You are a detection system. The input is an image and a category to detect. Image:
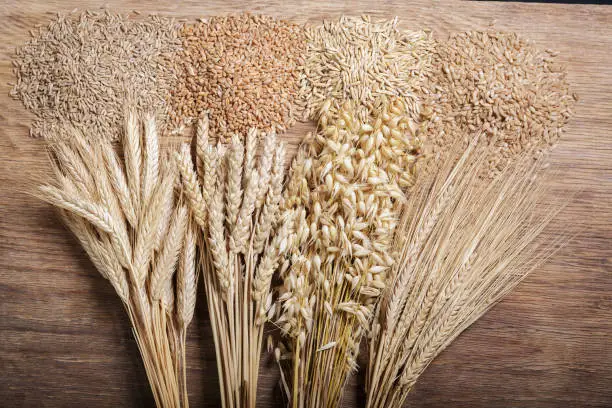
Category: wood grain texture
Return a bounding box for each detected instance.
[1,1,611,407]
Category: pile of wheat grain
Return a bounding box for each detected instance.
[421,31,577,177]
[299,15,434,122]
[10,10,180,141]
[169,14,306,138]
[37,112,197,408]
[275,98,421,407]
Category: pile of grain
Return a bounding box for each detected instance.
[422,31,577,176]
[169,14,306,138]
[10,10,180,141]
[299,15,434,122]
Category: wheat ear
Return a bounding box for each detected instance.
[255,131,276,209]
[253,143,285,254]
[226,135,244,230]
[195,115,209,183]
[175,145,207,230]
[209,177,230,292]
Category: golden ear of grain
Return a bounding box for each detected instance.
[243,128,258,183]
[175,145,207,230]
[38,112,194,408]
[62,211,130,304]
[177,223,198,329]
[101,142,137,226]
[230,170,259,255]
[195,115,210,183]
[255,131,277,209]
[49,139,96,197]
[253,143,286,254]
[380,143,478,332]
[85,140,133,269]
[201,145,217,208]
[150,204,188,302]
[153,159,178,253]
[252,212,292,310]
[142,113,159,205]
[208,179,230,293]
[123,109,142,212]
[38,185,114,234]
[225,135,244,231]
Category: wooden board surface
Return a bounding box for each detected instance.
[1,1,611,407]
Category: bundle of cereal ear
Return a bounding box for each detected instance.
[274,98,421,408]
[37,112,197,408]
[175,118,290,408]
[366,140,568,408]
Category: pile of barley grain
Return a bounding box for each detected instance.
[299,15,434,122]
[169,14,305,138]
[10,10,180,141]
[422,31,577,176]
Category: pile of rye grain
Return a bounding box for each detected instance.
[421,31,577,176]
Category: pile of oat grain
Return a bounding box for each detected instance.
[10,10,180,141]
[300,15,434,122]
[169,13,306,138]
[422,31,577,176]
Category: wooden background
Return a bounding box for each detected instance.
[1,1,611,407]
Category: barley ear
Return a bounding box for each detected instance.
[38,185,114,234]
[101,143,137,226]
[124,109,142,211]
[150,204,188,302]
[142,113,159,205]
[177,222,198,328]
